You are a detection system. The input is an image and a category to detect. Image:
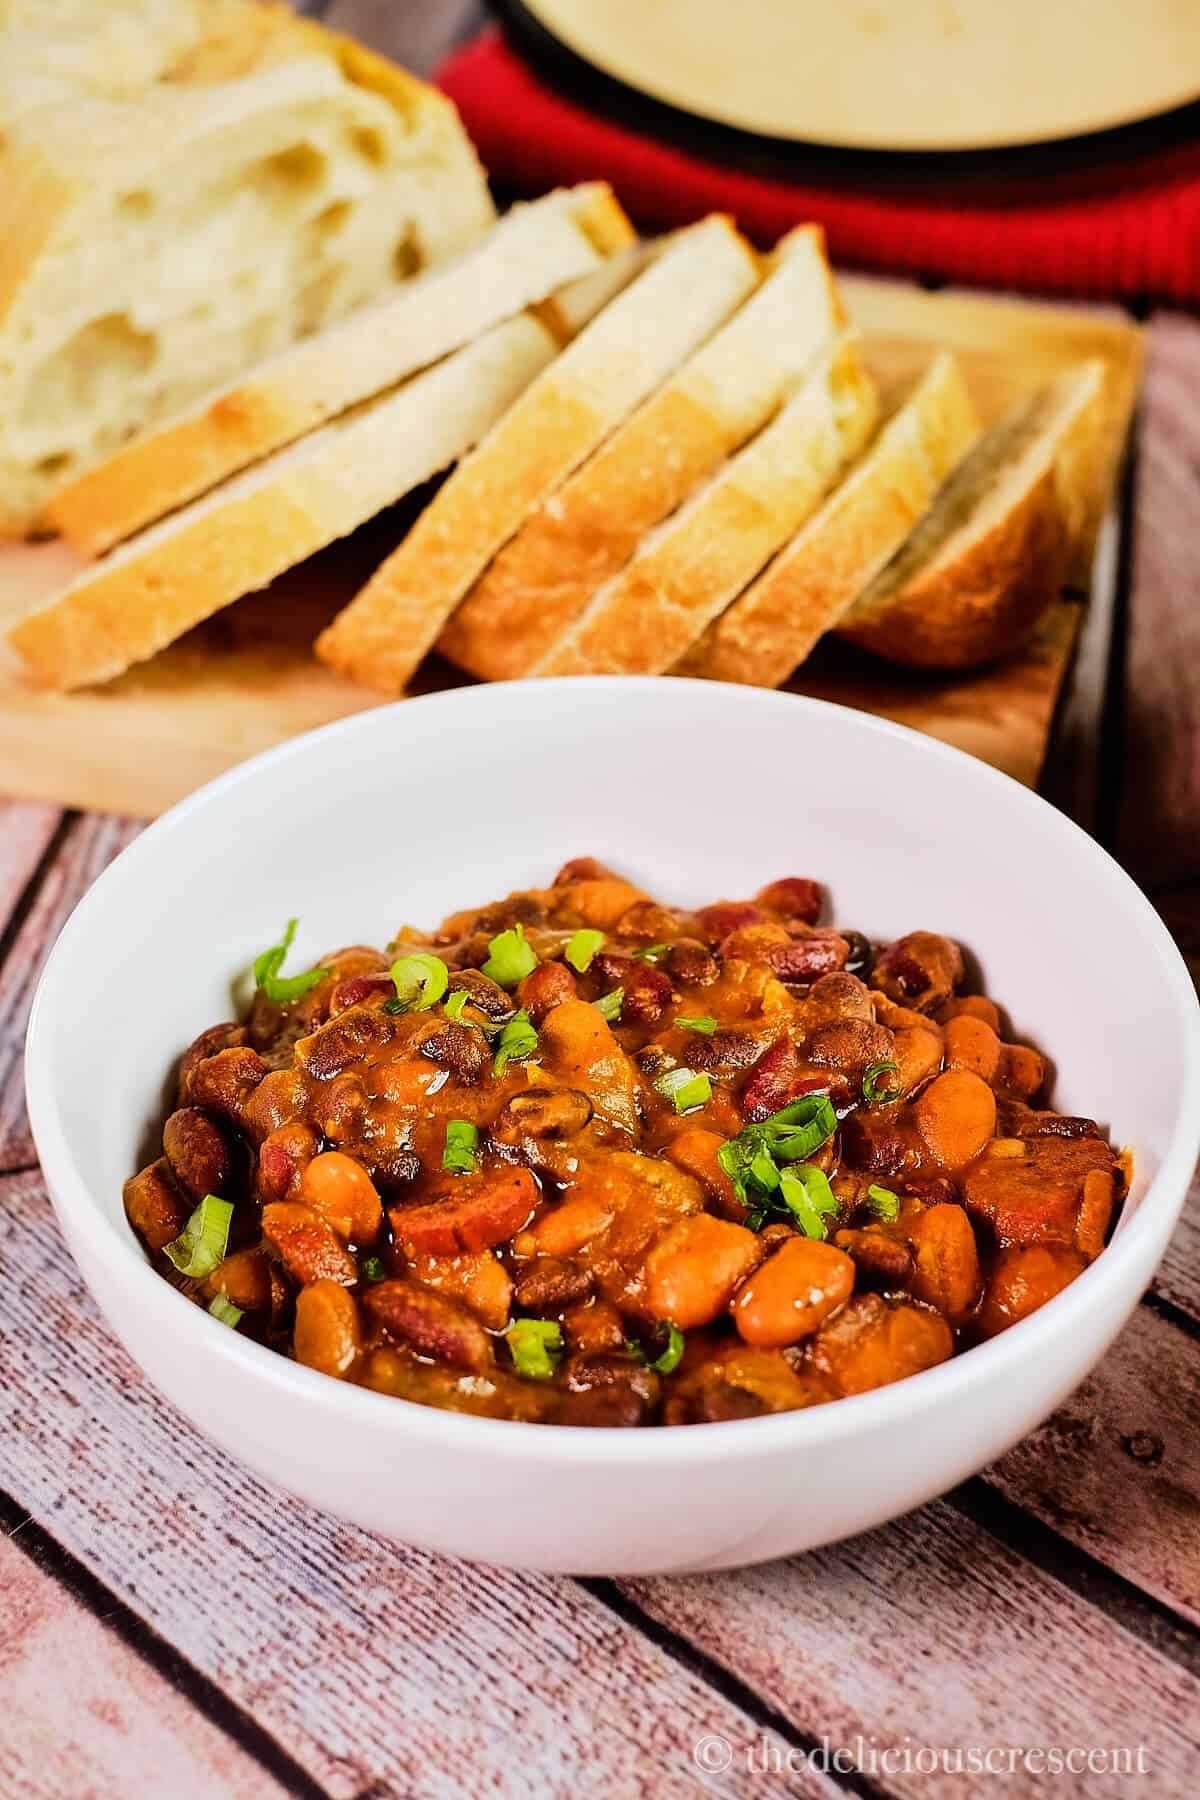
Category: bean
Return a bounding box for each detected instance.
[123,1158,188,1253]
[943,1015,1002,1084]
[300,1151,383,1246]
[642,1214,762,1329]
[294,1280,363,1377]
[732,1237,855,1347]
[907,1203,981,1325]
[261,1201,357,1287]
[363,1279,492,1371]
[912,1069,997,1169]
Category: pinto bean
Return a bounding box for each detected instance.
[943,1015,1002,1084]
[294,1279,363,1377]
[124,1158,189,1252]
[493,1087,593,1143]
[732,1238,855,1347]
[912,1069,997,1170]
[666,939,719,987]
[188,1046,269,1125]
[975,1245,1089,1338]
[872,932,964,1012]
[695,901,765,942]
[514,1257,595,1315]
[261,1202,358,1287]
[300,1151,382,1246]
[808,1293,953,1396]
[406,1250,513,1331]
[207,1247,272,1312]
[161,1107,231,1200]
[296,1007,395,1080]
[177,1023,247,1105]
[364,1279,492,1371]
[907,1204,981,1325]
[756,877,822,926]
[389,1166,539,1257]
[419,1022,487,1083]
[517,960,578,1024]
[255,1121,319,1204]
[642,1215,762,1329]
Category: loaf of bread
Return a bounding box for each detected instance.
[0,2,494,534]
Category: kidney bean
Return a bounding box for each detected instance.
[364,1280,492,1371]
[406,1250,513,1331]
[872,932,964,1012]
[328,974,394,1016]
[834,1227,914,1286]
[756,877,822,925]
[975,1245,1089,1338]
[808,1293,953,1397]
[665,939,719,986]
[732,1238,855,1347]
[389,1166,539,1257]
[943,1014,1002,1084]
[123,1158,189,1252]
[300,1151,383,1246]
[262,1201,358,1287]
[517,960,578,1024]
[294,1280,363,1377]
[913,1069,997,1170]
[695,901,764,942]
[296,1007,395,1080]
[515,1257,595,1315]
[907,1204,981,1325]
[419,1021,487,1083]
[642,1215,762,1329]
[188,1046,269,1126]
[161,1107,231,1200]
[207,1247,272,1312]
[177,1023,247,1105]
[255,1121,319,1204]
[763,931,850,983]
[493,1087,593,1143]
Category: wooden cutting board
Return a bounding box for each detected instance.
[0,276,1141,821]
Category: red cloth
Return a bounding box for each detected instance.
[439,27,1200,302]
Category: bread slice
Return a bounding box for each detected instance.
[0,9,494,534]
[47,185,634,558]
[315,216,762,695]
[836,360,1106,669]
[677,353,981,686]
[8,316,561,692]
[531,336,880,677]
[437,225,844,682]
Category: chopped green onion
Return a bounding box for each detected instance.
[676,1015,718,1034]
[654,1067,712,1114]
[632,942,670,962]
[565,928,605,973]
[507,1318,562,1380]
[207,1293,242,1329]
[481,924,538,988]
[253,918,323,1004]
[595,987,624,1022]
[866,1183,901,1222]
[862,1060,901,1104]
[389,952,449,1013]
[443,1118,480,1174]
[779,1165,839,1239]
[361,1255,386,1283]
[651,1322,685,1375]
[444,989,470,1022]
[494,1009,539,1076]
[164,1194,234,1279]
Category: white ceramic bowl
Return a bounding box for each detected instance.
[26,680,1200,1574]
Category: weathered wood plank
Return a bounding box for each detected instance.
[0,801,61,941]
[0,812,141,1168]
[1119,313,1200,887]
[0,1170,814,1800]
[0,1534,288,1800]
[984,1304,1200,1628]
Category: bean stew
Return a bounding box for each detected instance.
[124,860,1126,1426]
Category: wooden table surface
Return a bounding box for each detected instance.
[3,7,1200,1797]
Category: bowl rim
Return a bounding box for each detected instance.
[25,677,1200,1466]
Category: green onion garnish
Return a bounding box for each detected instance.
[443,1118,480,1174]
[862,1060,901,1104]
[866,1183,901,1222]
[494,1009,539,1076]
[164,1194,234,1279]
[361,1255,386,1283]
[481,924,539,988]
[654,1067,712,1114]
[632,942,670,962]
[676,1015,718,1035]
[778,1165,839,1239]
[565,928,605,973]
[389,952,449,1013]
[444,989,470,1022]
[253,919,323,1004]
[595,987,624,1022]
[507,1318,562,1380]
[208,1293,243,1329]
